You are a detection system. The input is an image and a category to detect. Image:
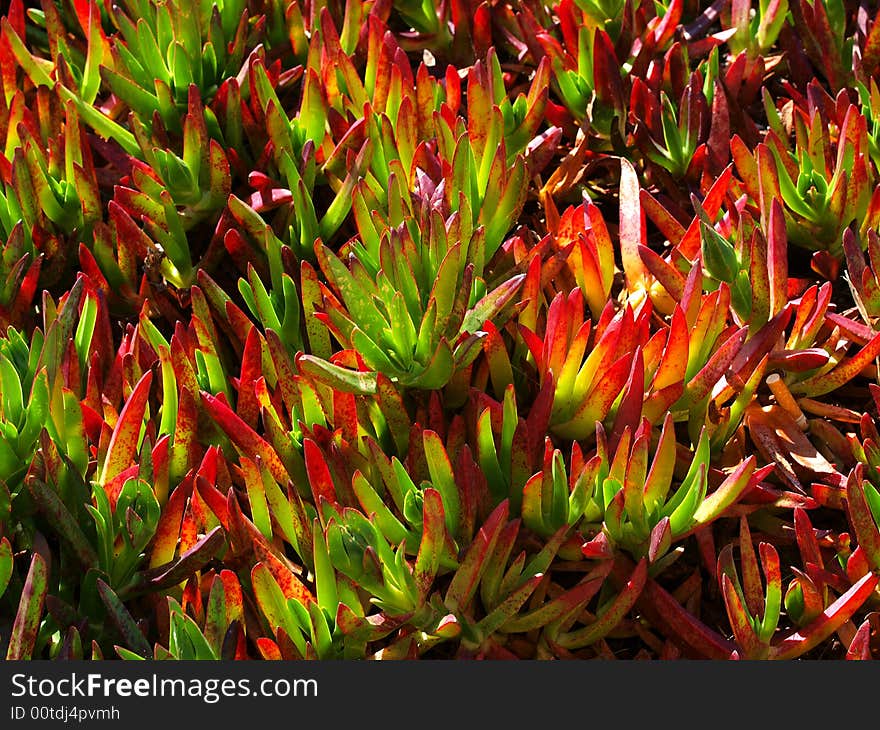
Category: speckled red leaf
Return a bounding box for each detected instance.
[734,516,764,619]
[414,488,446,600]
[685,327,746,405]
[28,478,99,570]
[236,328,263,429]
[331,387,358,445]
[375,373,410,456]
[593,29,624,114]
[731,134,759,200]
[793,330,880,398]
[811,482,846,510]
[97,579,151,659]
[679,259,704,328]
[265,329,298,421]
[638,245,686,302]
[652,306,688,392]
[256,637,282,660]
[193,473,229,530]
[770,571,878,659]
[557,558,647,649]
[610,348,645,449]
[201,391,288,484]
[526,376,555,462]
[793,507,823,573]
[648,517,672,564]
[707,82,730,170]
[767,199,788,317]
[845,546,871,583]
[756,144,782,232]
[253,540,314,606]
[787,282,831,349]
[767,348,830,372]
[8,249,41,324]
[100,370,152,485]
[482,320,513,397]
[218,569,244,628]
[0,1,26,98]
[304,438,337,506]
[6,552,48,660]
[503,565,610,634]
[544,289,580,375]
[845,619,873,660]
[826,312,878,346]
[721,572,764,658]
[146,526,225,590]
[725,307,792,385]
[445,500,509,612]
[640,190,686,246]
[581,530,614,560]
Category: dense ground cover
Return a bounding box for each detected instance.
[0,0,879,660]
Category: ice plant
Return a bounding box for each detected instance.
[537,4,627,144]
[298,239,525,392]
[630,73,711,182]
[732,97,879,256]
[719,517,878,659]
[725,0,789,58]
[1,0,880,662]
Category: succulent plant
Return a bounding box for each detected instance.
[1,0,880,664]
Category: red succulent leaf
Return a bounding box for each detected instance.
[770,572,878,660]
[148,474,194,569]
[100,370,152,486]
[6,552,49,660]
[557,558,648,649]
[721,572,765,659]
[626,557,736,659]
[146,527,226,590]
[845,619,874,660]
[201,391,289,484]
[619,158,649,295]
[414,488,447,601]
[445,500,509,613]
